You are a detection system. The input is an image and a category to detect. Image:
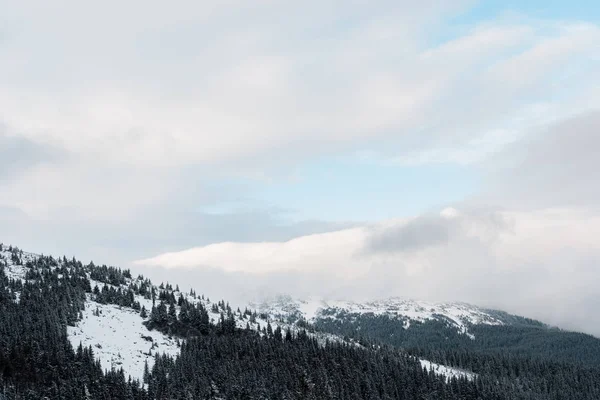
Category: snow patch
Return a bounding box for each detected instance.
[67,296,181,382]
[419,359,476,382]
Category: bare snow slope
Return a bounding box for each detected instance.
[67,296,181,382]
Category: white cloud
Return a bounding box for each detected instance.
[0,6,595,227]
[135,207,600,335]
[1,4,597,169]
[133,108,600,333]
[135,226,370,276]
[440,207,460,219]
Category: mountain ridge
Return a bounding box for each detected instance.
[249,294,549,339]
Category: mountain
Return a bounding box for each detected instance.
[250,296,511,338]
[253,295,600,366]
[2,243,600,399]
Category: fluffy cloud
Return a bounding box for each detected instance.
[135,207,600,335]
[1,3,597,168]
[134,110,600,335]
[1,2,596,224]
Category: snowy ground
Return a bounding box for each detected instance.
[67,295,181,382]
[419,359,477,382]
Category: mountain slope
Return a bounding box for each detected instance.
[251,296,511,338]
[1,244,490,399]
[3,243,600,400]
[252,294,600,368]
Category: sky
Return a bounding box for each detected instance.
[1,1,600,335]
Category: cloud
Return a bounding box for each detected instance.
[481,110,600,209]
[0,3,595,231]
[367,215,455,252]
[135,226,369,275]
[134,105,600,330]
[0,125,64,180]
[135,207,600,335]
[0,200,354,267]
[1,3,597,169]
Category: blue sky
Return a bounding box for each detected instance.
[465,0,600,22]
[210,160,479,222]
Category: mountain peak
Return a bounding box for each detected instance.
[250,295,510,339]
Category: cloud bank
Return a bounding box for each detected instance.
[136,112,600,336]
[135,206,600,335]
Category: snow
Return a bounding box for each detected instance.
[67,295,181,382]
[419,359,476,382]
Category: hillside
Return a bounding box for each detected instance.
[253,295,600,367]
[2,243,600,399]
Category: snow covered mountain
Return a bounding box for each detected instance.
[0,245,478,384]
[250,295,509,339]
